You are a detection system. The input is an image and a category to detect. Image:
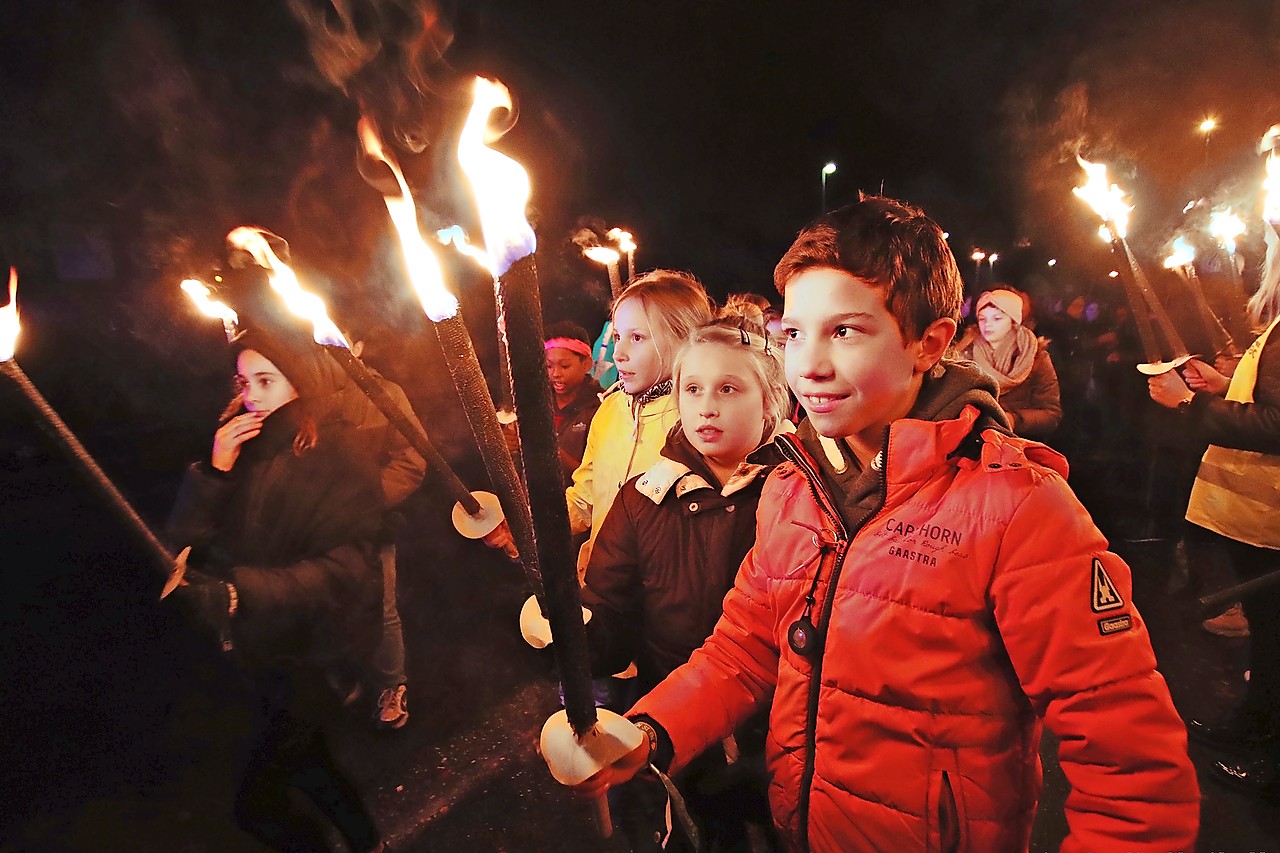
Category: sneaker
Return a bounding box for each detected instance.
[1202,603,1250,637]
[376,684,409,730]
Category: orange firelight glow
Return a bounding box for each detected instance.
[1261,125,1280,224]
[583,246,620,266]
[226,227,348,347]
[1073,156,1132,239]
[606,228,636,254]
[358,118,459,322]
[457,77,536,276]
[1208,211,1246,255]
[1163,237,1196,270]
[0,268,19,362]
[180,279,238,328]
[436,225,495,276]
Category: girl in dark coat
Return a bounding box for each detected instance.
[167,327,385,853]
[582,317,792,852]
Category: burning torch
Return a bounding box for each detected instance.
[457,75,641,836]
[0,268,177,587]
[607,228,636,284]
[1208,210,1247,296]
[1162,238,1237,357]
[1073,156,1193,375]
[1261,125,1280,240]
[223,227,502,542]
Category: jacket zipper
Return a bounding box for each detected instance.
[776,431,892,850]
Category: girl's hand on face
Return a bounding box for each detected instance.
[212,411,266,471]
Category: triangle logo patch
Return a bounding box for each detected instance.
[1091,557,1125,613]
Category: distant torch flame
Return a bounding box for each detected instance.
[457,77,536,276]
[1262,126,1280,224]
[226,227,348,347]
[436,225,495,275]
[1073,156,1132,239]
[1208,211,1246,255]
[607,228,636,253]
[0,268,18,362]
[583,246,620,265]
[1163,237,1196,269]
[180,279,239,328]
[358,118,459,322]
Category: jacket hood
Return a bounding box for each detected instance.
[230,327,351,424]
[790,359,1013,532]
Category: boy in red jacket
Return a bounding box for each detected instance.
[569,196,1199,852]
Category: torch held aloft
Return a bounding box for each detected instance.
[431,312,545,597]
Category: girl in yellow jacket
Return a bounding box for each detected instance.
[566,271,713,569]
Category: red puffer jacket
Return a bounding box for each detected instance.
[632,387,1198,851]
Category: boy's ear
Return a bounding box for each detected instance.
[913,317,957,373]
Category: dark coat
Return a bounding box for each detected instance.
[166,400,384,671]
[1187,329,1280,453]
[555,378,603,479]
[581,426,778,691]
[334,366,427,509]
[997,342,1063,439]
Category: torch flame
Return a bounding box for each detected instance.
[226,227,349,348]
[1208,211,1246,255]
[436,225,495,275]
[0,268,19,362]
[180,279,239,328]
[457,77,536,276]
[606,228,636,253]
[1163,237,1196,269]
[1262,126,1280,224]
[583,246,620,266]
[1072,156,1132,239]
[358,118,460,322]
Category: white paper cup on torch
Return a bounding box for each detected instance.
[540,708,645,837]
[519,594,591,649]
[450,490,505,539]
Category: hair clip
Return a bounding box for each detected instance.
[738,325,750,346]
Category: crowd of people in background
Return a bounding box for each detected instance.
[153,192,1280,852]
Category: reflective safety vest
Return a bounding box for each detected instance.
[1186,317,1280,549]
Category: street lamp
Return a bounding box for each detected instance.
[1200,117,1218,165]
[970,249,986,288]
[821,162,837,211]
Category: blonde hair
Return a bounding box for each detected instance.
[1250,227,1280,330]
[612,270,713,379]
[673,316,791,445]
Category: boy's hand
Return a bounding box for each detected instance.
[212,411,265,471]
[567,739,651,800]
[1182,358,1230,395]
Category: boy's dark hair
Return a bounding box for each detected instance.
[773,194,963,341]
[544,320,593,348]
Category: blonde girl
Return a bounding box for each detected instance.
[565,270,713,564]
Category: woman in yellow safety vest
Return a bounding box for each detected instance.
[1148,224,1280,801]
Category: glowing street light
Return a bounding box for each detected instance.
[1200,116,1218,165]
[970,249,986,287]
[821,162,837,211]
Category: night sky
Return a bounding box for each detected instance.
[1,0,1278,324]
